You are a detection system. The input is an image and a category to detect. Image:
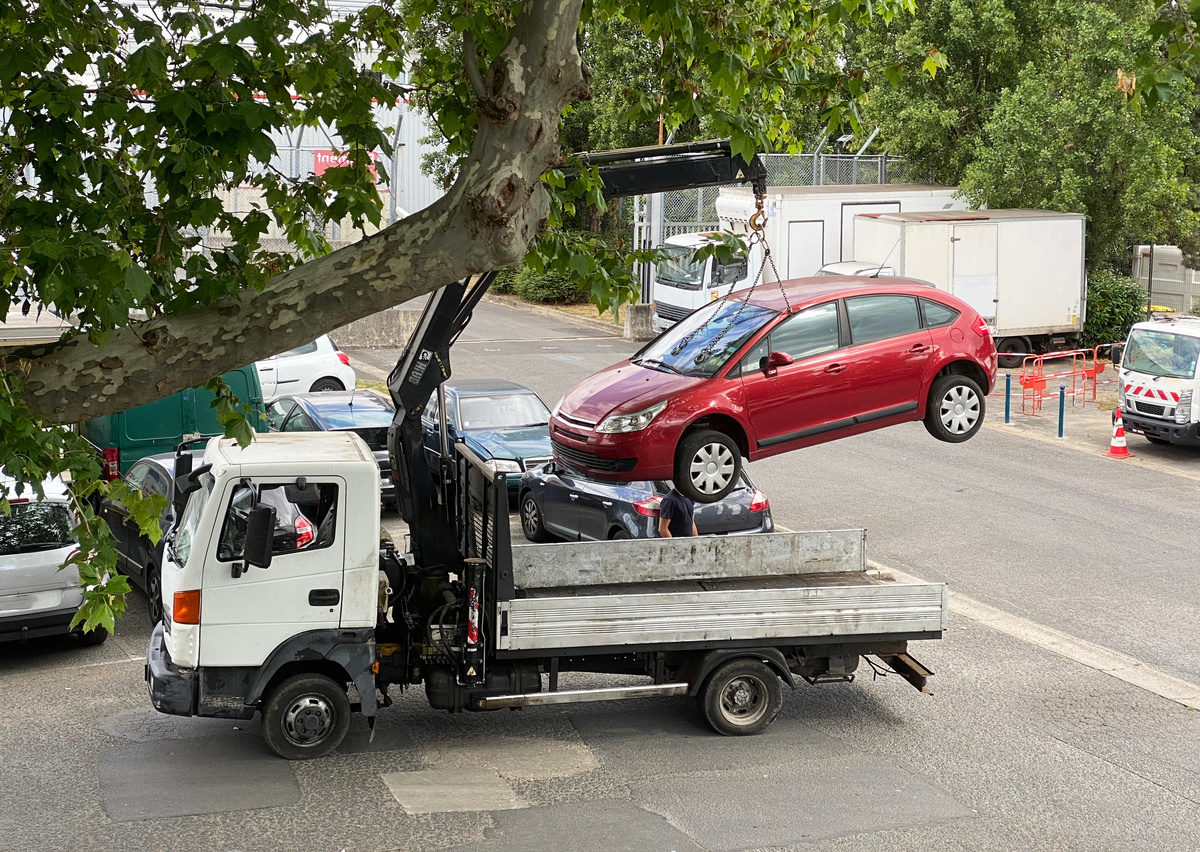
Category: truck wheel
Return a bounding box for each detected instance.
[675,429,741,504]
[262,674,351,760]
[75,626,109,647]
[699,658,782,736]
[519,491,553,542]
[997,338,1028,369]
[923,375,985,443]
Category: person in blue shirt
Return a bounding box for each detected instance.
[658,485,698,538]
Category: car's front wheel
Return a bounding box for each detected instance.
[519,491,553,542]
[146,563,163,625]
[924,374,985,443]
[675,429,741,503]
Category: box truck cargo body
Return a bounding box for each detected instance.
[651,185,968,332]
[850,209,1087,366]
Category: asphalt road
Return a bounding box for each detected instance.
[2,298,1198,852]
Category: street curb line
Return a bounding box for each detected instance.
[880,563,1200,710]
[482,294,625,337]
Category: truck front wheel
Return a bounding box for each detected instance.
[698,658,783,736]
[262,674,351,760]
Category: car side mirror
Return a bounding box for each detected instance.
[244,504,276,569]
[765,351,793,372]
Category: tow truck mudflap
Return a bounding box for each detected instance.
[145,622,197,716]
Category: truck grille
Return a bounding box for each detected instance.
[551,441,637,473]
[1135,400,1167,417]
[655,302,691,322]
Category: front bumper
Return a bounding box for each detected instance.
[1121,409,1200,445]
[0,605,79,644]
[145,622,197,717]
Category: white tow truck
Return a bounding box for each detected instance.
[144,142,948,758]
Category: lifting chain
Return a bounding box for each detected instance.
[670,194,793,364]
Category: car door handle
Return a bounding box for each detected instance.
[823,364,846,374]
[308,589,340,606]
[259,367,275,372]
[908,344,931,354]
[602,500,613,507]
[569,494,579,501]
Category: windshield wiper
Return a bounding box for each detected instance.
[639,358,683,374]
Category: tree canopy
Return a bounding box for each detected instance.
[1,0,924,629]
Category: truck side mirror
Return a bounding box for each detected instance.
[765,351,793,373]
[244,504,276,569]
[173,462,212,515]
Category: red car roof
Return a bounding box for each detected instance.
[738,276,945,313]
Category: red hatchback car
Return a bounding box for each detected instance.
[551,277,997,502]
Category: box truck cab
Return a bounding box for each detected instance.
[1118,316,1200,445]
[652,232,760,331]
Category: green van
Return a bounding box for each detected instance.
[82,366,267,479]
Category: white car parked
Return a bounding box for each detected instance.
[0,471,106,646]
[256,334,357,403]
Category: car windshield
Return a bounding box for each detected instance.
[1124,329,1200,380]
[656,246,706,286]
[0,502,74,556]
[458,394,550,430]
[173,472,213,567]
[634,300,778,378]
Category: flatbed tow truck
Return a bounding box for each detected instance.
[145,141,947,758]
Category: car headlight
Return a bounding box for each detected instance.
[1117,382,1126,409]
[596,400,669,434]
[1176,390,1192,424]
[487,459,523,474]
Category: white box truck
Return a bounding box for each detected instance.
[651,184,967,332]
[1117,315,1200,446]
[846,209,1087,367]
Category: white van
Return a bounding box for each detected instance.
[651,232,760,332]
[1118,316,1200,446]
[0,472,106,645]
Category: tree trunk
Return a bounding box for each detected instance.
[12,0,589,424]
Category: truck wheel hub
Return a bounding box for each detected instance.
[283,695,333,744]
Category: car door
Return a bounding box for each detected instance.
[539,467,581,539]
[101,461,150,570]
[198,478,345,668]
[273,341,321,396]
[574,478,625,541]
[256,358,279,402]
[842,294,934,422]
[740,301,856,449]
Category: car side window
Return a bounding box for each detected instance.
[921,298,960,328]
[124,462,150,491]
[217,482,339,561]
[769,302,841,360]
[846,295,921,345]
[738,336,771,374]
[423,397,438,424]
[282,409,316,432]
[140,466,169,498]
[266,400,293,431]
[280,341,319,357]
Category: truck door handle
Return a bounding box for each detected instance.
[908,344,930,354]
[308,589,340,606]
[824,364,846,374]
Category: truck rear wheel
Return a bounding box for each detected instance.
[699,658,782,736]
[262,674,351,760]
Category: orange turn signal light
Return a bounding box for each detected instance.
[173,590,201,625]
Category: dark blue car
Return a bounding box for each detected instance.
[518,462,773,542]
[421,380,553,499]
[266,391,397,508]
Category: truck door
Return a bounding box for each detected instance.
[786,221,824,278]
[198,477,346,668]
[951,224,998,324]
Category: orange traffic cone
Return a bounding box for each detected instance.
[1106,409,1134,459]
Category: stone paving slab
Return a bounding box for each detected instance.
[98,735,300,822]
[381,767,528,814]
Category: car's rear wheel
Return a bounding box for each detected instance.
[309,377,344,393]
[519,492,553,542]
[75,626,109,646]
[924,375,985,443]
[609,528,630,540]
[675,429,741,503]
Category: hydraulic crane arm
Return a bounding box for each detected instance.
[387,139,768,569]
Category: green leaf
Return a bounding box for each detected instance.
[124,264,154,301]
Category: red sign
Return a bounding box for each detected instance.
[313,149,379,184]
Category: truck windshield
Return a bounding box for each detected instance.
[656,246,706,287]
[173,472,213,567]
[1124,329,1200,380]
[634,300,778,378]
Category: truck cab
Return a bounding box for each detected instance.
[1118,316,1200,445]
[652,233,761,332]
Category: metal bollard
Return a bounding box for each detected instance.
[1005,373,1011,424]
[1058,385,1066,437]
